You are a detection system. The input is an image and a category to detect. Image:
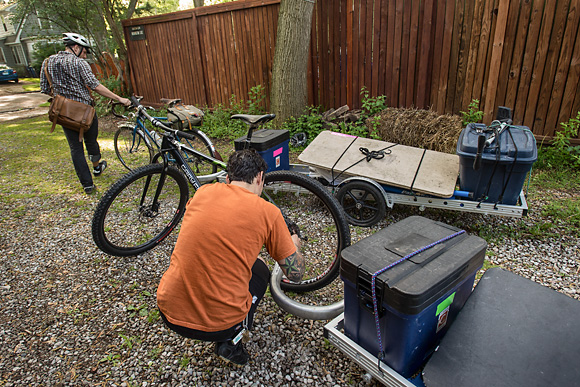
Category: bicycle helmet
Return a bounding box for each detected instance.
[63,33,91,48]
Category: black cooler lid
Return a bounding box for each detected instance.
[341,216,487,315]
[234,129,290,152]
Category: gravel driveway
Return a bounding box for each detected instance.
[0,116,578,386]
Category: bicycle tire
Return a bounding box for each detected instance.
[92,164,190,256]
[336,180,387,227]
[175,130,219,178]
[263,171,351,292]
[114,125,155,171]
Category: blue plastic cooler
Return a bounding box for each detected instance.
[340,216,487,378]
[456,123,537,204]
[234,129,289,173]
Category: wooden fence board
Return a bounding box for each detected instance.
[513,0,544,125]
[533,0,570,134]
[407,0,420,107]
[123,0,580,139]
[483,0,509,122]
[545,1,579,133]
[558,6,580,129]
[495,0,520,108]
[523,0,557,129]
[504,0,532,111]
[416,0,433,108]
[445,0,464,113]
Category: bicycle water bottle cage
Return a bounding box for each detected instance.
[231,114,276,129]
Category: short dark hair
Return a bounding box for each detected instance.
[226,149,268,184]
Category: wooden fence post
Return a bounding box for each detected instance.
[484,0,509,124]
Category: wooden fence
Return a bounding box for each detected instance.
[122,0,580,141]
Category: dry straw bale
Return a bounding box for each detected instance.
[370,107,463,154]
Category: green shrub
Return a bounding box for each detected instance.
[460,99,484,126]
[94,76,124,117]
[360,87,387,116]
[536,111,580,170]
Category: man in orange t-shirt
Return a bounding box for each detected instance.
[157,149,304,366]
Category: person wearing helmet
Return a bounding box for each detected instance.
[40,33,131,194]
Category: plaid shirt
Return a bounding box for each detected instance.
[40,51,100,106]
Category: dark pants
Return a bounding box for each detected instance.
[62,114,100,188]
[160,259,271,342]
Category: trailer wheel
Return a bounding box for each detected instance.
[336,180,387,227]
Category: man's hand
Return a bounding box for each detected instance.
[119,97,131,107]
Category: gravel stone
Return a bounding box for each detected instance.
[0,171,577,386]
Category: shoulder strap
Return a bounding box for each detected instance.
[43,57,55,97]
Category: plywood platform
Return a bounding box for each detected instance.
[298,131,459,198]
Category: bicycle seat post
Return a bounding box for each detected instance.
[243,123,260,150]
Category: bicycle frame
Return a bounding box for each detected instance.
[135,104,228,186]
[122,110,220,168]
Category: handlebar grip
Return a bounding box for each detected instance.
[473,134,486,171]
[130,95,140,108]
[176,130,196,141]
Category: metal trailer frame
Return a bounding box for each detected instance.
[309,167,529,219]
[324,313,418,387]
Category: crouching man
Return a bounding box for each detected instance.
[157,149,304,366]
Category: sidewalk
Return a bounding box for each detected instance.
[0,91,49,122]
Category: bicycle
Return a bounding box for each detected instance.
[110,98,219,177]
[92,97,351,292]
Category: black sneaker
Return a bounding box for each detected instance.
[93,160,107,176]
[84,185,96,194]
[214,340,249,366]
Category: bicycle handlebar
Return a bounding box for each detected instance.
[129,96,198,143]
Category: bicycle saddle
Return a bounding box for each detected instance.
[230,114,276,126]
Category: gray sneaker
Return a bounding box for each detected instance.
[84,185,96,194]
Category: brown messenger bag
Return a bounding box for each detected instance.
[44,64,95,142]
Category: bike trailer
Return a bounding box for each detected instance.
[167,103,204,130]
[340,216,486,377]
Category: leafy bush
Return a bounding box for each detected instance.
[536,111,580,169]
[31,41,64,74]
[460,99,484,126]
[360,87,387,116]
[94,76,124,117]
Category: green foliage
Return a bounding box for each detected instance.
[248,84,266,115]
[360,87,387,116]
[200,87,268,140]
[30,41,64,74]
[280,106,325,146]
[280,88,386,148]
[94,76,124,117]
[536,111,580,169]
[460,99,484,126]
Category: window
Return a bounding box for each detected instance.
[11,46,22,64]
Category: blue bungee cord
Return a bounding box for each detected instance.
[371,229,466,372]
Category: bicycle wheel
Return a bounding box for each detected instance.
[92,164,190,256]
[176,130,219,179]
[262,171,351,292]
[114,124,155,171]
[336,180,387,227]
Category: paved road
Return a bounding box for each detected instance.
[0,82,49,122]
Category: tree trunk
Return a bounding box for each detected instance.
[193,0,204,7]
[270,0,315,125]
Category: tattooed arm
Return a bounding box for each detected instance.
[278,234,305,282]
